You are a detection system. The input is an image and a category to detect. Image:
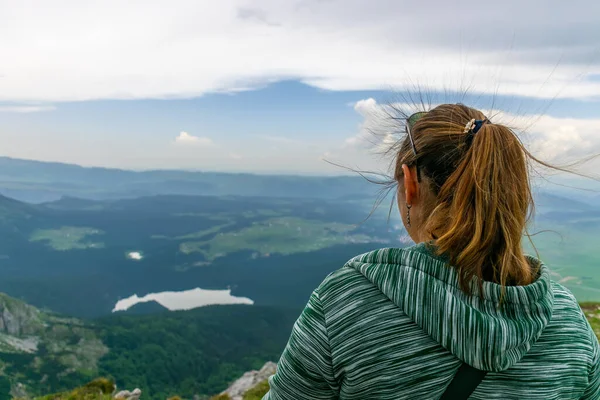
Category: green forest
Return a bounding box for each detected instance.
[96,305,297,399]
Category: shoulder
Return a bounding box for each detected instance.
[551,281,587,316]
[550,281,589,328]
[315,262,368,299]
[548,282,599,360]
[314,249,395,307]
[316,248,395,284]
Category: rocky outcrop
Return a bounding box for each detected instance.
[0,293,109,398]
[216,362,276,400]
[0,293,44,337]
[114,388,142,400]
[10,382,29,399]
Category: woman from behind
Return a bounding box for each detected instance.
[263,103,600,399]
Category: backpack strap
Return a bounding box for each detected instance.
[439,363,488,400]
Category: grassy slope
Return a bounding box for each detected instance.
[27,378,114,400]
[178,217,370,261]
[29,227,105,251]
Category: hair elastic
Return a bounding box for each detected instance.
[464,118,489,135]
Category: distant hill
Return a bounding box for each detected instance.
[0,195,36,219]
[534,191,597,212]
[0,156,377,203]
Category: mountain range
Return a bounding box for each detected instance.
[0,157,379,204]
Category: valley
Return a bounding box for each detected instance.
[0,191,396,318]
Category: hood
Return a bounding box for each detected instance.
[346,243,554,372]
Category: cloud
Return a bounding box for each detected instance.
[174,132,213,146]
[345,98,380,147]
[353,98,378,117]
[0,105,56,113]
[346,98,600,166]
[229,152,243,160]
[513,115,598,161]
[1,0,600,102]
[344,98,410,149]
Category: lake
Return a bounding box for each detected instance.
[113,288,254,312]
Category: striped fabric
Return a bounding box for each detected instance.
[263,243,600,399]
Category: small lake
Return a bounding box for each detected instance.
[113,288,254,312]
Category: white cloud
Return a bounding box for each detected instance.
[344,98,376,148]
[174,131,213,146]
[344,98,600,170]
[0,105,56,113]
[353,98,378,117]
[229,152,243,160]
[510,115,598,162]
[1,0,600,102]
[344,98,413,149]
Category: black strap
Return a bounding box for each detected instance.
[439,363,488,400]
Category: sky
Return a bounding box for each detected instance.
[1,0,600,176]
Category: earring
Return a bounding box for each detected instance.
[406,203,412,228]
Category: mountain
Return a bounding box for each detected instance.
[0,293,108,399]
[0,157,377,204]
[533,191,597,213]
[0,290,297,399]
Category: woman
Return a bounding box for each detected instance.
[263,103,600,399]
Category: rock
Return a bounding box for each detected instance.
[0,293,44,337]
[114,388,142,400]
[10,382,29,399]
[219,362,276,400]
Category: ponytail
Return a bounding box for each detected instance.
[396,104,536,292]
[429,122,535,290]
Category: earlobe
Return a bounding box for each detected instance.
[401,164,417,205]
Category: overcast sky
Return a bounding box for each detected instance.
[0,0,599,176]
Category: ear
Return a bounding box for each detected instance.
[401,164,419,205]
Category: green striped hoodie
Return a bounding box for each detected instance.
[263,243,600,399]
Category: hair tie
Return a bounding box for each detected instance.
[464,118,489,146]
[464,118,489,135]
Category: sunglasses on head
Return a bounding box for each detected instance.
[405,111,428,181]
[405,111,428,158]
